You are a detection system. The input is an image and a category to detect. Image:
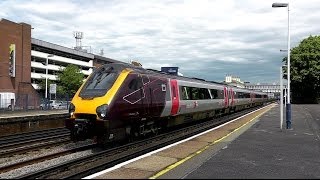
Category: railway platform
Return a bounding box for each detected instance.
[0,109,68,122]
[87,104,320,179]
[0,110,69,137]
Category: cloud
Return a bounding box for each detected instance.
[1,0,319,84]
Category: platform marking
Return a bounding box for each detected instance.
[149,103,275,179]
[83,103,275,179]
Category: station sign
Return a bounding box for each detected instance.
[50,84,57,94]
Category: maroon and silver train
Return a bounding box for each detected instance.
[66,63,269,144]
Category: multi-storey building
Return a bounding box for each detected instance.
[30,38,94,89]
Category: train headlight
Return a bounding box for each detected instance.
[96,104,108,119]
[69,103,75,116]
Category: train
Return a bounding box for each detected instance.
[65,63,270,145]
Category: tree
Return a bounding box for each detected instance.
[57,64,85,99]
[283,35,320,103]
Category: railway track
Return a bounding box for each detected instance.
[16,104,268,179]
[0,128,71,157]
[0,143,96,174]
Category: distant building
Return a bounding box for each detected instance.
[245,83,287,99]
[224,75,245,88]
[223,75,287,99]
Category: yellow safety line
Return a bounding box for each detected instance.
[149,104,275,179]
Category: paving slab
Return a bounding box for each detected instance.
[94,167,154,179]
[123,155,178,172]
[181,104,320,179]
[155,140,209,159]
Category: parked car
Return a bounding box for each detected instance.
[56,101,69,109]
[40,100,64,110]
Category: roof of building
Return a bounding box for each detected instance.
[32,38,126,64]
[32,38,94,59]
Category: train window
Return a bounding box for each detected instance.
[79,66,119,98]
[199,88,210,99]
[128,78,142,90]
[217,90,224,99]
[210,89,218,99]
[180,86,190,100]
[186,87,192,99]
[83,67,117,90]
[191,87,199,100]
[244,93,251,98]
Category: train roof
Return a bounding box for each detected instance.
[102,63,267,95]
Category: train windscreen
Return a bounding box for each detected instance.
[79,66,119,98]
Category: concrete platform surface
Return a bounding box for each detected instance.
[86,104,276,179]
[177,104,320,179]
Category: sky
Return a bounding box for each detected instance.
[1,0,320,84]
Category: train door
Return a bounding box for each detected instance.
[224,87,229,108]
[229,88,234,107]
[170,79,180,115]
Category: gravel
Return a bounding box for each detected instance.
[0,140,94,179]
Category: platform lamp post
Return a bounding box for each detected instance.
[272,2,291,129]
[45,54,54,110]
